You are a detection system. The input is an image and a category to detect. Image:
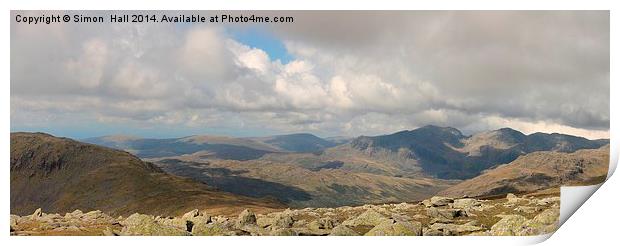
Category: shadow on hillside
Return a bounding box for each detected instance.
[155,159,312,203]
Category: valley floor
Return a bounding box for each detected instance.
[10,188,560,236]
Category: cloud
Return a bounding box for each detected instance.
[10,11,609,139]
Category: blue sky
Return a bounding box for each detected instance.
[228,27,293,64]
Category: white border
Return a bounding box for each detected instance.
[2,1,617,246]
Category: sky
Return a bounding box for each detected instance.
[10,11,610,139]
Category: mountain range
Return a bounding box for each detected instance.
[11,125,609,216]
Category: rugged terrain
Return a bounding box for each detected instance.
[153,157,455,208]
[77,126,611,209]
[10,132,283,217]
[440,145,610,197]
[10,189,560,236]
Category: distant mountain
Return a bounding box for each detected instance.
[439,145,610,197]
[84,133,339,159]
[10,132,283,217]
[83,135,278,160]
[325,136,354,145]
[347,125,608,179]
[249,133,338,153]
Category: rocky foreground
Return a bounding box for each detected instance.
[10,190,560,236]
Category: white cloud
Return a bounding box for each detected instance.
[10,11,609,139]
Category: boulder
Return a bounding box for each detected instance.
[236,209,257,227]
[430,196,454,207]
[329,225,360,236]
[342,209,392,227]
[271,228,298,236]
[10,215,19,228]
[364,220,422,236]
[192,221,236,236]
[489,215,528,236]
[308,217,336,231]
[273,214,294,229]
[519,207,559,235]
[452,198,481,209]
[31,208,43,219]
[427,207,467,220]
[429,223,485,235]
[120,213,189,236]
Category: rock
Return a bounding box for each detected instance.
[427,207,467,220]
[421,199,432,207]
[364,220,422,236]
[120,213,189,236]
[430,196,454,207]
[394,202,415,210]
[411,214,428,220]
[271,228,298,236]
[452,198,481,209]
[329,224,359,236]
[31,208,43,219]
[192,221,236,236]
[10,215,19,228]
[273,214,294,229]
[423,228,444,236]
[489,215,528,236]
[537,197,561,206]
[429,223,485,235]
[519,207,559,235]
[464,220,482,227]
[308,217,336,231]
[82,210,114,224]
[236,209,257,227]
[65,210,84,218]
[342,209,392,227]
[514,206,539,214]
[429,217,453,224]
[102,227,118,236]
[182,209,200,219]
[256,215,274,228]
[506,193,529,205]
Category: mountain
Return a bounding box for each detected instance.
[10,132,283,217]
[249,133,338,152]
[83,133,338,159]
[83,135,278,160]
[439,145,610,197]
[347,125,608,179]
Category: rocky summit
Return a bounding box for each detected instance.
[10,189,560,236]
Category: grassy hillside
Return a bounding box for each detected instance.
[10,132,283,217]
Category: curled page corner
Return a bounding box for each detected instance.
[559,184,603,226]
[556,140,617,232]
